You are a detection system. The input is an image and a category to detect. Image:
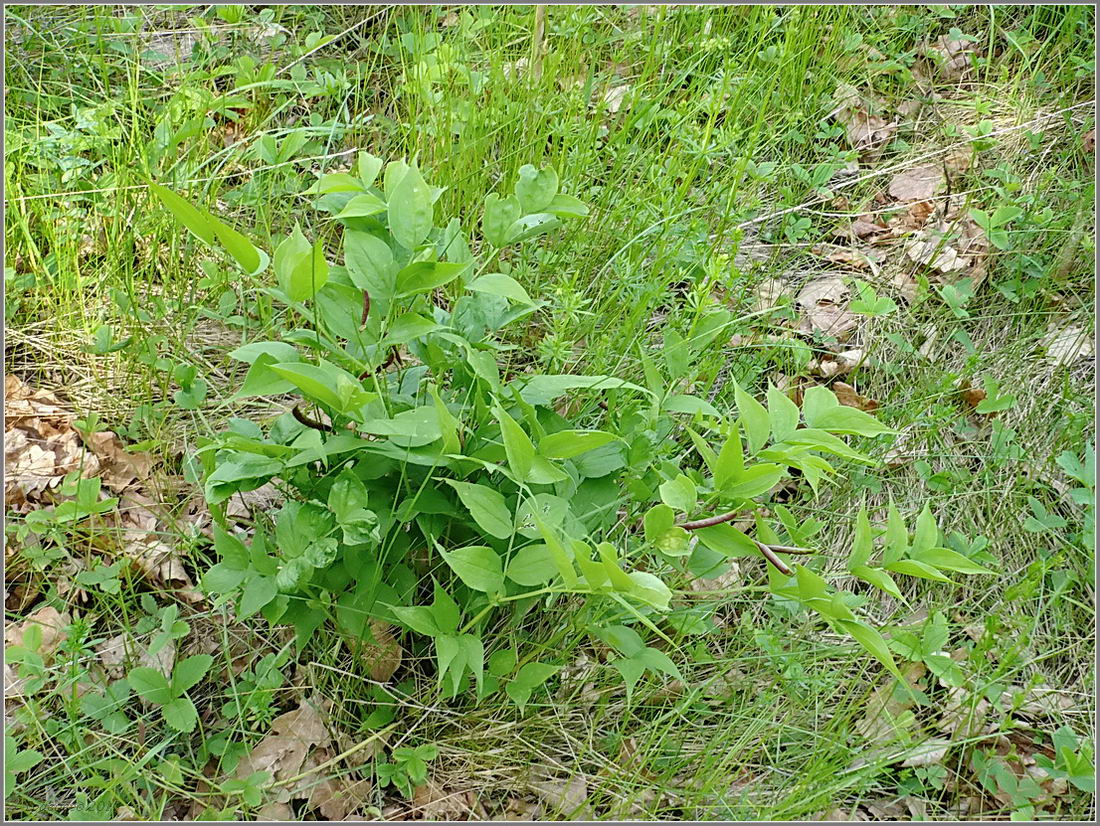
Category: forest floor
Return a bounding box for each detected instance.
[4,5,1096,821]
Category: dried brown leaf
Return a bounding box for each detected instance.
[916,36,977,82]
[233,698,332,798]
[5,605,70,658]
[96,632,176,681]
[82,431,155,492]
[360,621,403,682]
[529,774,590,819]
[831,84,897,156]
[855,662,925,744]
[412,779,473,821]
[888,164,944,202]
[832,382,879,412]
[851,215,889,240]
[795,276,857,340]
[1040,323,1094,368]
[900,738,952,768]
[602,84,630,114]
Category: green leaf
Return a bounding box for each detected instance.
[344,230,397,309]
[239,574,278,618]
[733,382,771,453]
[387,163,434,250]
[505,661,559,710]
[489,648,518,677]
[811,405,894,436]
[612,655,646,702]
[150,182,215,245]
[516,374,651,406]
[483,193,522,247]
[722,463,784,500]
[695,523,757,557]
[275,225,329,301]
[357,152,384,187]
[458,634,484,693]
[766,385,801,442]
[654,526,691,557]
[431,582,461,635]
[714,423,745,491]
[4,735,43,794]
[307,172,364,194]
[837,619,902,679]
[883,500,909,564]
[850,564,904,600]
[801,384,841,429]
[389,605,440,637]
[335,192,388,219]
[127,667,173,705]
[211,218,263,275]
[505,543,559,586]
[234,352,297,399]
[626,571,672,610]
[643,504,675,543]
[440,545,504,593]
[848,507,874,569]
[911,504,939,554]
[545,192,589,218]
[268,360,370,415]
[686,427,720,475]
[514,164,559,213]
[638,646,683,680]
[662,394,721,418]
[912,547,995,575]
[658,474,696,513]
[494,405,536,483]
[171,654,213,695]
[444,480,514,540]
[383,312,438,348]
[885,559,953,583]
[539,429,618,459]
[467,273,533,304]
[162,696,199,732]
[395,260,467,298]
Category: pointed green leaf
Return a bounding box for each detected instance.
[733,382,771,453]
[440,545,504,593]
[444,480,513,540]
[388,163,434,250]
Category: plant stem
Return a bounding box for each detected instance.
[677,510,743,530]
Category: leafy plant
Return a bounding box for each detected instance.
[376,744,439,798]
[4,734,43,799]
[155,155,992,708]
[128,654,213,733]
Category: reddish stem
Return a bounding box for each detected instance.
[677,510,742,531]
[753,540,793,576]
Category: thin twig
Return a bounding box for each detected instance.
[292,403,334,433]
[753,540,792,576]
[677,510,743,531]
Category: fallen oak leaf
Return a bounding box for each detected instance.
[888,164,945,202]
[4,605,70,659]
[796,276,858,340]
[832,381,879,412]
[81,431,155,493]
[1040,322,1093,368]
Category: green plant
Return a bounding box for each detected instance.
[151,155,999,707]
[376,743,439,798]
[128,654,213,733]
[1034,725,1095,793]
[4,734,43,799]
